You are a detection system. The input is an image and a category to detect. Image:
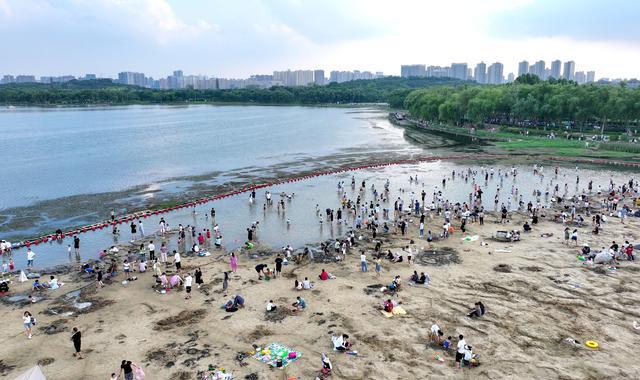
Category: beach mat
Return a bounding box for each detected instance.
[252,343,302,368]
[380,306,407,318]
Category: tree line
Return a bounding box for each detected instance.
[404,75,640,131]
[0,77,464,106]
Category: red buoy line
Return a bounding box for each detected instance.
[6,154,639,250]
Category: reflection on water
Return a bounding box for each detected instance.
[3,160,635,270]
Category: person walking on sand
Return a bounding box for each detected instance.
[119,360,138,380]
[375,258,382,277]
[71,327,83,359]
[195,268,204,289]
[571,229,578,245]
[184,273,193,300]
[148,241,155,262]
[173,250,181,271]
[455,334,467,370]
[360,251,368,272]
[275,254,283,278]
[222,271,229,296]
[229,252,238,273]
[23,311,33,339]
[159,242,168,266]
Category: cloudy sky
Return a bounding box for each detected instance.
[1,0,638,79]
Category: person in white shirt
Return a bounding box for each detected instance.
[26,248,36,268]
[360,252,367,272]
[184,273,193,299]
[430,323,442,343]
[302,277,313,289]
[148,241,155,261]
[266,300,277,312]
[174,250,182,270]
[456,335,467,369]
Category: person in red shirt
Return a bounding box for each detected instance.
[383,299,394,313]
[319,269,329,281]
[625,241,634,261]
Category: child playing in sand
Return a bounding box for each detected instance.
[292,296,306,311]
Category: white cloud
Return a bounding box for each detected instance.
[0,0,11,17]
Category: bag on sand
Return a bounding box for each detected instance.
[134,366,145,380]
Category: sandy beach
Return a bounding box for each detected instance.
[2,182,639,380]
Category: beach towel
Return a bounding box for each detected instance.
[380,306,407,318]
[252,343,302,368]
[461,235,479,242]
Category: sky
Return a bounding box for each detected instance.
[0,0,639,79]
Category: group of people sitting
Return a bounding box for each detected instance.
[409,271,430,286]
[429,324,480,368]
[32,276,64,291]
[294,277,314,290]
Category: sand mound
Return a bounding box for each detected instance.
[415,247,461,266]
[154,309,207,331]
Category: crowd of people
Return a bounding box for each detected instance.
[5,163,640,378]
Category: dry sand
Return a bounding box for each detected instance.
[1,205,640,380]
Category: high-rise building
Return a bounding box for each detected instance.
[550,60,562,79]
[2,75,15,84]
[16,75,37,83]
[273,70,314,86]
[486,62,504,84]
[173,70,183,78]
[530,60,546,79]
[313,70,325,85]
[574,71,586,84]
[507,73,515,83]
[562,61,575,80]
[426,66,450,78]
[586,71,596,83]
[474,62,487,84]
[118,72,146,86]
[517,60,529,77]
[83,74,97,80]
[400,64,426,78]
[450,63,468,80]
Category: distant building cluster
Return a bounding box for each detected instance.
[401,60,597,85]
[0,69,384,89]
[1,74,97,84]
[517,59,594,84]
[115,69,385,89]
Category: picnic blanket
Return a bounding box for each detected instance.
[252,343,302,368]
[380,306,407,318]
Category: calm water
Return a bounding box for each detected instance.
[0,105,418,208]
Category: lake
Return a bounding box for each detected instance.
[0,105,429,240]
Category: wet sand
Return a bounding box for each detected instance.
[2,194,639,379]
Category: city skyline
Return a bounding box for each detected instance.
[0,0,639,79]
[0,57,608,89]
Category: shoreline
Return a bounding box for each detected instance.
[5,154,640,250]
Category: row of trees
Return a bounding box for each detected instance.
[404,76,640,131]
[0,77,463,106]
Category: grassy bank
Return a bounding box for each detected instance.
[391,115,640,161]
